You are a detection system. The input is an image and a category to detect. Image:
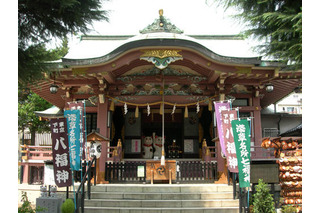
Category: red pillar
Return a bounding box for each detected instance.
[96,100,109,183]
[252,97,262,146]
[22,164,29,184]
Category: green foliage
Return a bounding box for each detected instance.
[61,199,75,213]
[281,205,297,213]
[252,179,276,213]
[215,0,302,70]
[18,86,52,137]
[18,191,46,213]
[18,0,109,85]
[18,38,69,85]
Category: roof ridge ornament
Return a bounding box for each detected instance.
[140,9,184,34]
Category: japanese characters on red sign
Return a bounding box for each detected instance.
[50,118,72,187]
[221,110,238,173]
[214,101,231,156]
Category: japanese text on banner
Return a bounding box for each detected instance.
[221,110,238,173]
[64,110,81,171]
[231,119,251,188]
[68,101,86,160]
[50,118,72,187]
[214,101,231,156]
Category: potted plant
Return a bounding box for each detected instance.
[252,179,276,213]
[61,199,75,213]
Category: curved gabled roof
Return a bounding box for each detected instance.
[62,13,266,67]
[31,12,301,110]
[63,32,263,67]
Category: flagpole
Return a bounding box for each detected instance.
[161,72,165,166]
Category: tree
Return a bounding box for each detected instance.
[18,38,69,84]
[214,0,302,70]
[252,179,276,213]
[18,87,52,144]
[18,0,109,85]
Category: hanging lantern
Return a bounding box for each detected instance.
[110,100,115,111]
[184,106,188,118]
[135,106,139,118]
[49,84,59,94]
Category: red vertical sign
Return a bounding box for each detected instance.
[50,118,72,187]
[214,101,231,156]
[221,110,239,173]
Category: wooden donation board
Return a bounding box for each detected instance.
[146,160,176,182]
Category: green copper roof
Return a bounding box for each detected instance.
[140,9,183,34]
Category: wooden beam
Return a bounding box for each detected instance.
[62,79,99,86]
[208,71,220,84]
[101,72,116,84]
[224,78,261,86]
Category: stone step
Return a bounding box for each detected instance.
[80,184,239,213]
[90,184,234,193]
[90,192,234,200]
[83,207,239,213]
[84,199,239,208]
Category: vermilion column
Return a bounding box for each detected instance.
[96,100,109,183]
[252,97,262,146]
[22,164,29,183]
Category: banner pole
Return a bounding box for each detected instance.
[72,170,77,208]
[247,187,250,211]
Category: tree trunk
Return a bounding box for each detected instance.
[31,130,36,145]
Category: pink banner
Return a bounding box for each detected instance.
[221,110,238,173]
[214,101,231,156]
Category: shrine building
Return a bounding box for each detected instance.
[29,10,302,184]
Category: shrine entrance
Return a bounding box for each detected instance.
[142,109,183,158]
[123,107,203,160]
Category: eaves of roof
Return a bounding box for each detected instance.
[62,35,264,67]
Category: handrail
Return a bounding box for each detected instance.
[20,145,52,161]
[75,156,96,213]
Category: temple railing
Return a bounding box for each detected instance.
[75,156,97,213]
[20,144,121,162]
[202,144,276,161]
[105,160,218,183]
[20,145,52,161]
[105,161,146,183]
[176,161,218,183]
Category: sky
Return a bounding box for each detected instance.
[77,0,244,36]
[65,0,247,53]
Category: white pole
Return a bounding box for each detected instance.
[161,73,165,166]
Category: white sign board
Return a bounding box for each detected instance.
[137,166,145,177]
[44,164,55,185]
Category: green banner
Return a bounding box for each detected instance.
[231,119,251,188]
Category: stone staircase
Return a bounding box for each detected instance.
[83,184,239,213]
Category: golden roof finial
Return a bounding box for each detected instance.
[159,9,163,17]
